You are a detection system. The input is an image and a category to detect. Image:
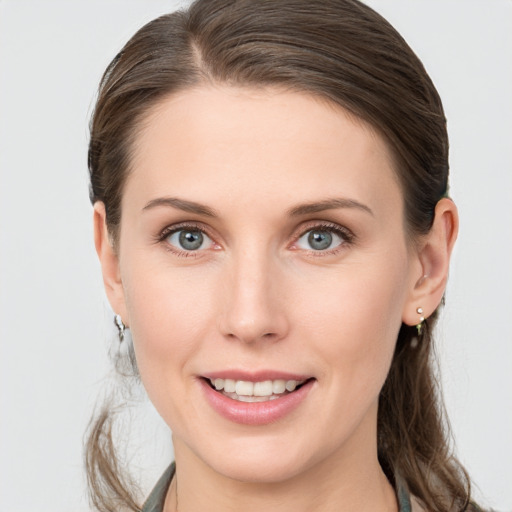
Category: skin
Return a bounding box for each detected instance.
[94,86,458,512]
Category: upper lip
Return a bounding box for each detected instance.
[201,370,313,382]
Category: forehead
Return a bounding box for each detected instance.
[127,86,402,216]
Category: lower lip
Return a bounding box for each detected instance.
[200,378,315,425]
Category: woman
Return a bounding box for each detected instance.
[85,1,480,511]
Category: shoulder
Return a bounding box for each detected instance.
[410,497,492,512]
[410,495,426,512]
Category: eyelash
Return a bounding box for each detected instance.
[293,221,355,256]
[156,222,216,258]
[156,221,355,258]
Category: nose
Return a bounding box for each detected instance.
[217,247,289,345]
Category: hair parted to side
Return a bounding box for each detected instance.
[86,1,475,511]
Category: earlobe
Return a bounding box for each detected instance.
[402,198,459,326]
[93,202,129,324]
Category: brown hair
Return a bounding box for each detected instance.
[86,1,475,511]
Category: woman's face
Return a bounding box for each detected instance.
[109,87,424,482]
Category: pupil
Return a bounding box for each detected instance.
[308,231,332,250]
[179,230,203,250]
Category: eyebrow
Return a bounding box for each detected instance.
[287,198,374,217]
[142,197,218,217]
[142,196,373,218]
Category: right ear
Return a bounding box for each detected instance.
[93,202,128,325]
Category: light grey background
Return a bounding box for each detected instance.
[0,1,510,511]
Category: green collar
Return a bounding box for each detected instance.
[141,463,176,512]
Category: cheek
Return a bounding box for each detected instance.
[294,253,409,383]
[121,261,216,387]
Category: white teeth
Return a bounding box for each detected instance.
[223,392,283,402]
[272,379,286,394]
[285,380,297,392]
[236,394,279,403]
[209,377,306,398]
[235,380,254,396]
[224,379,236,393]
[253,380,273,396]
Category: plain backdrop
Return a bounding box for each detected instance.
[0,1,511,511]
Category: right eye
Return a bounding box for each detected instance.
[165,228,214,252]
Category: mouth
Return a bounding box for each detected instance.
[203,377,313,403]
[200,373,316,425]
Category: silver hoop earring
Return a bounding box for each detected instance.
[114,314,126,342]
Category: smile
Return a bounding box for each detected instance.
[201,374,315,425]
[208,378,306,402]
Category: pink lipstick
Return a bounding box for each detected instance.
[199,372,315,425]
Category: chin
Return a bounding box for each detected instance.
[213,456,309,484]
[193,434,320,484]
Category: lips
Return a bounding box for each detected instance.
[200,372,315,425]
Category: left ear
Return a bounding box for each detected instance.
[402,198,459,326]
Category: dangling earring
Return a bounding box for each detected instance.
[114,314,126,342]
[410,307,425,348]
[416,307,425,336]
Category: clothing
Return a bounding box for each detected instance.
[141,462,422,512]
[142,463,176,512]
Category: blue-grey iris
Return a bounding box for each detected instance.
[179,230,203,250]
[308,231,332,250]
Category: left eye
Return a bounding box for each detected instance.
[166,229,213,251]
[295,228,345,251]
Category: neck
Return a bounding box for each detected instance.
[164,432,398,512]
